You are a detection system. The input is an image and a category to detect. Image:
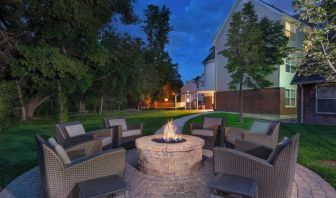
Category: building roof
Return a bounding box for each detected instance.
[202,47,215,64]
[291,73,334,85]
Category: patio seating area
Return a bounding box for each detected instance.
[1,114,335,198]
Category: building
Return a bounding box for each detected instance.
[179,74,215,110]
[292,74,336,125]
[207,0,304,115]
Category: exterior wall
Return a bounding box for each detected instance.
[204,60,216,90]
[215,87,295,115]
[214,0,283,92]
[297,84,336,125]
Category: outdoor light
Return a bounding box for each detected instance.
[186,98,190,102]
[164,98,169,102]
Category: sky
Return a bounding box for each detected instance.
[117,0,295,82]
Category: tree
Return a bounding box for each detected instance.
[293,0,336,80]
[220,2,289,122]
[142,5,182,105]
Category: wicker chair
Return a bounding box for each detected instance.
[104,118,143,149]
[189,117,224,149]
[225,120,280,149]
[214,134,300,198]
[56,121,115,149]
[36,135,126,198]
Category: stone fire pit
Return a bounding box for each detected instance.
[136,134,204,176]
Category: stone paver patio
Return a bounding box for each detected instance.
[1,113,335,197]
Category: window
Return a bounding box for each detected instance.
[316,84,336,114]
[285,21,296,40]
[285,89,296,107]
[285,59,295,73]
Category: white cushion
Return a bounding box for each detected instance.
[122,129,141,137]
[226,134,241,144]
[108,119,127,131]
[100,137,112,147]
[250,121,271,135]
[55,145,71,165]
[191,129,214,137]
[65,124,86,138]
[48,137,59,148]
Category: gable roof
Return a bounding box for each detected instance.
[202,47,215,64]
[291,73,336,85]
[213,0,297,44]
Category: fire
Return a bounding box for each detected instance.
[163,119,182,140]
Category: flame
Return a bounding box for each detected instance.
[163,119,181,140]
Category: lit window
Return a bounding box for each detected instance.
[285,21,296,40]
[285,89,296,107]
[316,84,336,114]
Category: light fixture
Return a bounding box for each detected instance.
[164,98,169,102]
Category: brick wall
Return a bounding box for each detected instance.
[297,84,336,125]
[215,87,296,115]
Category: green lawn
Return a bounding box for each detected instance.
[183,112,336,188]
[0,110,198,189]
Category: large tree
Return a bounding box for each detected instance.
[293,0,336,80]
[142,5,182,105]
[3,0,136,121]
[221,2,289,122]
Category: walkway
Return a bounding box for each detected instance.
[1,112,335,198]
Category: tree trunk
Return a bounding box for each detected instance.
[79,99,86,113]
[25,96,50,119]
[16,81,26,121]
[57,82,65,123]
[99,95,104,115]
[239,75,244,123]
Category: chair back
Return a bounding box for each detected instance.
[55,121,81,145]
[104,117,127,131]
[35,135,65,198]
[203,117,223,129]
[269,134,300,198]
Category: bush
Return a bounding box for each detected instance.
[0,82,18,131]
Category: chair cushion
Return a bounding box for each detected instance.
[267,137,290,164]
[54,145,71,165]
[192,129,214,137]
[122,129,141,137]
[203,117,222,129]
[226,134,241,144]
[65,124,86,138]
[250,121,271,135]
[108,119,127,131]
[48,137,59,148]
[100,137,112,147]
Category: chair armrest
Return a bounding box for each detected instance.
[214,147,273,175]
[225,127,249,136]
[89,128,113,139]
[65,140,102,157]
[65,148,126,178]
[243,133,276,149]
[63,133,94,148]
[190,123,203,131]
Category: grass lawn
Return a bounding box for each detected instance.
[183,112,336,188]
[0,110,198,189]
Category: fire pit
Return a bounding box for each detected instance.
[136,119,204,176]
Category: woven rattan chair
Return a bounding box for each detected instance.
[104,118,143,149]
[214,134,300,198]
[225,120,280,149]
[36,135,126,198]
[189,117,224,149]
[56,121,115,149]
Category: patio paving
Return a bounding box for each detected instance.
[1,148,335,198]
[1,113,335,197]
